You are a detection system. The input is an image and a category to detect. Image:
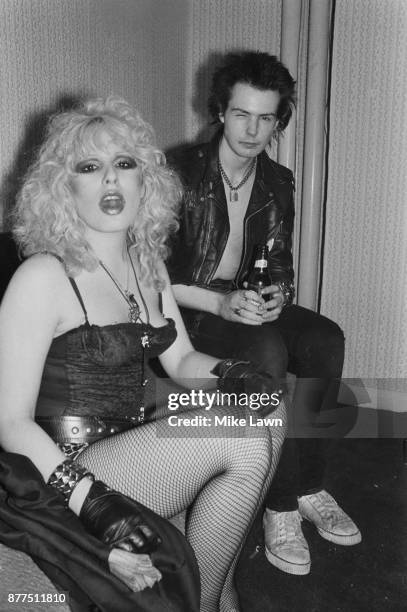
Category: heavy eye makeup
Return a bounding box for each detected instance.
[115,156,137,169]
[75,160,99,173]
[74,155,137,174]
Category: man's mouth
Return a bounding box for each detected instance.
[99,192,125,215]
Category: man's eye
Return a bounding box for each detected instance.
[76,162,98,173]
[116,158,137,169]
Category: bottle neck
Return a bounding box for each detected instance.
[254,257,268,270]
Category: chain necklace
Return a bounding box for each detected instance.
[98,249,151,424]
[98,250,150,332]
[218,158,257,202]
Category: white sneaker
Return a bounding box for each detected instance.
[298,490,361,546]
[263,508,311,575]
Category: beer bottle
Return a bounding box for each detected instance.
[246,244,272,301]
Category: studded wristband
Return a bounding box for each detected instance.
[210,359,250,379]
[47,459,95,507]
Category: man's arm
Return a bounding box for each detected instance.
[267,170,296,306]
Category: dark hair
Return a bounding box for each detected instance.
[208,51,296,132]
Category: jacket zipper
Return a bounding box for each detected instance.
[203,186,230,285]
[194,209,212,283]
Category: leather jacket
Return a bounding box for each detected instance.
[167,130,295,302]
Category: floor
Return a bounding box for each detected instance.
[1,439,405,612]
[235,438,407,612]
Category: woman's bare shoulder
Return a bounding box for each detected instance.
[0,254,70,337]
[4,253,69,302]
[12,253,66,280]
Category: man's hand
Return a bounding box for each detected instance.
[218,289,264,325]
[257,284,284,322]
[230,283,284,323]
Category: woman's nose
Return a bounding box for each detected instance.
[103,165,118,184]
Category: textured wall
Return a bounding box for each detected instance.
[4,0,404,380]
[320,0,407,377]
[0,0,282,229]
[184,0,282,143]
[0,0,189,228]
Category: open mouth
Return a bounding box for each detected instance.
[99,192,125,215]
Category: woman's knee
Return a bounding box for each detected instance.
[224,428,274,484]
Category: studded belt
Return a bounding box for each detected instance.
[36,415,140,444]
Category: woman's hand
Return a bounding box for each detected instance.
[218,290,264,324]
[81,480,163,592]
[80,481,161,554]
[212,359,286,416]
[108,548,162,592]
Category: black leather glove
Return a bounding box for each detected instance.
[80,480,161,554]
[211,359,286,416]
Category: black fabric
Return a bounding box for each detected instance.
[179,304,345,511]
[0,453,200,612]
[36,319,177,418]
[68,276,90,323]
[167,130,295,290]
[80,480,162,554]
[213,359,284,416]
[0,232,20,301]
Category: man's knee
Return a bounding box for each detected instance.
[297,316,345,376]
[312,317,344,359]
[239,325,288,377]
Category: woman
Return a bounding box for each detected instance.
[0,97,285,612]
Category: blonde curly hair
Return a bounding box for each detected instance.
[13,96,181,288]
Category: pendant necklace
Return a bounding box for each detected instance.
[218,158,257,202]
[98,249,151,424]
[98,250,151,346]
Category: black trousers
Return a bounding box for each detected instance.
[181,303,345,511]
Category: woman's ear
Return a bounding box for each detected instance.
[218,113,225,124]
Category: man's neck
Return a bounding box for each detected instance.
[218,136,256,183]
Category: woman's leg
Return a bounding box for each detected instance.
[183,311,297,513]
[79,402,285,612]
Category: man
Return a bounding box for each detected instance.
[167,51,361,575]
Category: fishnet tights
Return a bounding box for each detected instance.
[79,402,286,611]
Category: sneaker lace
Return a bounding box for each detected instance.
[312,493,343,527]
[277,511,303,543]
